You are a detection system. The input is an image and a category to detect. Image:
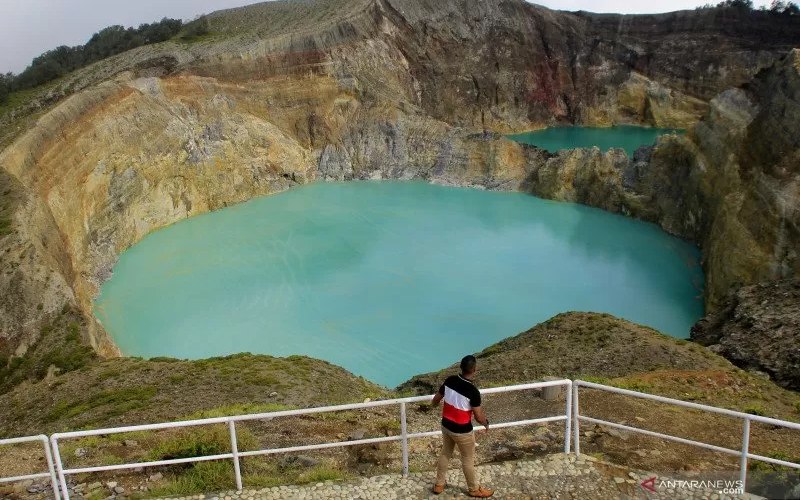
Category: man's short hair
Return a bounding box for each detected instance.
[460,355,477,374]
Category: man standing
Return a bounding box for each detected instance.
[431,355,493,498]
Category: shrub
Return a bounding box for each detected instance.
[5,18,183,94]
[148,426,257,461]
[186,402,294,419]
[182,16,211,40]
[298,465,347,483]
[149,461,235,496]
[45,386,156,422]
[744,404,767,416]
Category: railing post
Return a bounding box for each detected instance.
[40,436,61,500]
[564,382,572,453]
[400,402,409,477]
[573,382,580,457]
[228,420,243,492]
[739,417,750,491]
[49,437,70,500]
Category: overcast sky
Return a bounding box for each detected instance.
[0,0,773,74]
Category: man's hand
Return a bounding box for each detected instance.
[473,406,489,432]
[431,392,443,406]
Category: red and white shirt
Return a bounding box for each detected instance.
[438,374,482,433]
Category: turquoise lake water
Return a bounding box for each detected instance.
[95,182,704,387]
[508,125,683,156]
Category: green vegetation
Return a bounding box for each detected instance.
[148,426,255,461]
[144,426,348,495]
[46,386,156,422]
[0,349,385,437]
[0,73,11,105]
[181,16,211,42]
[149,461,236,496]
[0,307,97,394]
[186,402,295,419]
[5,18,182,94]
[0,217,10,237]
[700,0,799,13]
[744,404,768,416]
[149,460,349,496]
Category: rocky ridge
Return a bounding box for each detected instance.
[692,279,800,391]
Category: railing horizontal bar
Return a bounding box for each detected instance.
[52,417,234,439]
[238,414,574,460]
[62,453,233,475]
[407,430,442,439]
[52,381,573,440]
[747,452,800,469]
[491,416,566,429]
[230,380,570,424]
[0,472,52,483]
[575,381,800,430]
[403,416,566,440]
[238,435,401,458]
[578,416,742,456]
[0,436,49,446]
[482,380,572,394]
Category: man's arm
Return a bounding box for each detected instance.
[431,392,443,406]
[473,406,489,430]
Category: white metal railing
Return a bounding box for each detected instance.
[3,378,799,499]
[0,435,60,498]
[49,379,573,500]
[573,380,800,489]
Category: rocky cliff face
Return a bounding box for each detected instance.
[0,0,798,361]
[523,49,800,310]
[691,279,800,391]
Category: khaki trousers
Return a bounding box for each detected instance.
[435,426,478,490]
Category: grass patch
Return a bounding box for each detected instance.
[0,310,96,394]
[151,460,349,496]
[149,357,181,363]
[612,380,654,393]
[0,217,11,237]
[0,84,56,118]
[297,465,347,483]
[744,404,767,416]
[185,402,294,420]
[148,426,257,461]
[242,460,350,489]
[46,386,156,422]
[149,461,236,496]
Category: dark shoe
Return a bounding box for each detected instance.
[432,483,445,494]
[468,486,494,498]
